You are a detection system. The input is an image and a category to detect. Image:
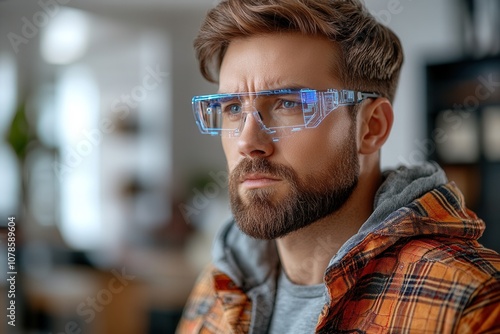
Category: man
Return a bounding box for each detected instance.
[177,0,500,333]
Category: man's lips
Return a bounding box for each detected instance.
[240,173,281,188]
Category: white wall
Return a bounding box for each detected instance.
[364,0,464,168]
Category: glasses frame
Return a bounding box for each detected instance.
[192,88,379,141]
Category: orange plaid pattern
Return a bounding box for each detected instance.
[177,266,252,333]
[177,183,500,333]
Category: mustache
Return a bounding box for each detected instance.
[230,158,296,183]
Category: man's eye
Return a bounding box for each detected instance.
[282,100,298,109]
[223,104,242,115]
[229,104,241,114]
[277,99,302,112]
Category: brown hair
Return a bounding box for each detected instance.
[194,0,404,103]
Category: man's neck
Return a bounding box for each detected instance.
[276,169,382,285]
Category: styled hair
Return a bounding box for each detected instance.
[194,0,404,103]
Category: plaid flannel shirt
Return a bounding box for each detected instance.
[177,183,500,333]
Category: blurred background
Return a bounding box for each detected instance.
[0,0,499,333]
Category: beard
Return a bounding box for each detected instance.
[228,125,360,240]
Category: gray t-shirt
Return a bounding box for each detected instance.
[268,270,325,333]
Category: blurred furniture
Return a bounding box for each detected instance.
[426,55,500,252]
[23,246,198,334]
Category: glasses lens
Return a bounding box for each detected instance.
[200,96,243,130]
[195,91,312,135]
[254,92,306,128]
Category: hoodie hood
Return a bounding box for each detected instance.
[212,162,456,291]
[329,161,448,267]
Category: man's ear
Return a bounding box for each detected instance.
[358,98,394,155]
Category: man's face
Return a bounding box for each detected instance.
[219,33,360,240]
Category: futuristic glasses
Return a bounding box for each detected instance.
[192,88,379,141]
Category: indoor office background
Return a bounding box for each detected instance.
[0,0,499,333]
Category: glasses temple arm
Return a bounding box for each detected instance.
[337,90,380,105]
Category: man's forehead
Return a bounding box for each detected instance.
[217,78,308,94]
[218,33,343,93]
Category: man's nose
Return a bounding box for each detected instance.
[237,111,274,158]
[244,111,267,131]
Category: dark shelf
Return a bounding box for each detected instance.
[426,55,500,253]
